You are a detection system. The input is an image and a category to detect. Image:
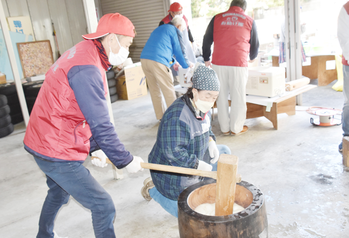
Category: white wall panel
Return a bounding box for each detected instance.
[66,0,88,45]
[100,0,168,62]
[27,0,56,59]
[1,0,9,18]
[6,0,29,16]
[47,0,74,54]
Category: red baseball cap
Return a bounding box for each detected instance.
[82,13,135,40]
[168,2,183,12]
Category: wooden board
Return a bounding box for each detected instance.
[17,40,54,78]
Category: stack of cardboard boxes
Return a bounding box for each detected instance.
[116,62,147,100]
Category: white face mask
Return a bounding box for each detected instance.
[108,35,129,66]
[195,99,214,113]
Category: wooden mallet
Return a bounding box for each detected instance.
[91,156,241,182]
[215,154,239,216]
[92,154,240,216]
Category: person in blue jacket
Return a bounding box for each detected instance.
[141,64,231,217]
[141,16,192,121]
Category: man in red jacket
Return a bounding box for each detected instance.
[24,13,144,238]
[203,0,259,136]
[159,2,194,44]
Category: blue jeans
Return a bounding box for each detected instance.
[149,144,231,217]
[340,65,349,150]
[34,157,116,238]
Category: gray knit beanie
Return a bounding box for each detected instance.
[192,64,220,91]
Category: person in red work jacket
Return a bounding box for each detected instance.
[203,0,259,136]
[23,13,144,238]
[159,2,194,44]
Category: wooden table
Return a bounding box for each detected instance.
[272,55,337,86]
[213,84,316,130]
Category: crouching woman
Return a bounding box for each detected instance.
[142,64,231,217]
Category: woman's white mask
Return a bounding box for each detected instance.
[195,98,214,113]
[109,35,129,66]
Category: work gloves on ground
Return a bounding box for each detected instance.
[208,140,219,164]
[197,160,213,171]
[125,156,144,173]
[91,150,108,168]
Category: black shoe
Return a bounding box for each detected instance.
[339,142,343,153]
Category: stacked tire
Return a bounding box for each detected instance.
[22,80,44,114]
[107,70,118,103]
[0,83,23,124]
[0,94,14,138]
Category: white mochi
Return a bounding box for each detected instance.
[194,202,245,216]
[194,203,215,216]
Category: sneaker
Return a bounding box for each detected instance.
[53,231,67,238]
[141,177,155,201]
[231,125,249,136]
[222,131,231,136]
[339,142,343,153]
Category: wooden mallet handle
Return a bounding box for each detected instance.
[91,157,241,182]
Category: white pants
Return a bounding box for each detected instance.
[212,65,248,133]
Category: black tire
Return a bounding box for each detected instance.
[0,123,14,138]
[0,94,7,107]
[0,114,11,128]
[109,87,117,95]
[0,83,16,95]
[0,105,10,118]
[26,97,36,114]
[108,78,116,87]
[22,80,44,91]
[26,96,37,105]
[110,94,118,103]
[6,93,19,106]
[9,104,21,116]
[25,84,42,97]
[10,112,23,125]
[106,70,115,79]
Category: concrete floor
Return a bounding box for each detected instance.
[1,80,349,238]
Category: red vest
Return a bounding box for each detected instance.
[212,6,253,67]
[161,14,189,29]
[24,40,108,161]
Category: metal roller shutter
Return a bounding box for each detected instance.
[100,0,170,62]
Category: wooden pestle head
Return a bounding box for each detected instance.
[215,154,239,216]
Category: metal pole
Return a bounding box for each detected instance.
[0,0,30,126]
[82,0,98,34]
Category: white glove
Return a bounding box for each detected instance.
[91,150,108,168]
[208,140,219,164]
[125,156,144,173]
[197,160,213,171]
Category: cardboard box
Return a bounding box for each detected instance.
[116,62,147,100]
[246,66,285,97]
[0,73,6,84]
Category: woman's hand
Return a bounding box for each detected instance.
[208,139,219,164]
